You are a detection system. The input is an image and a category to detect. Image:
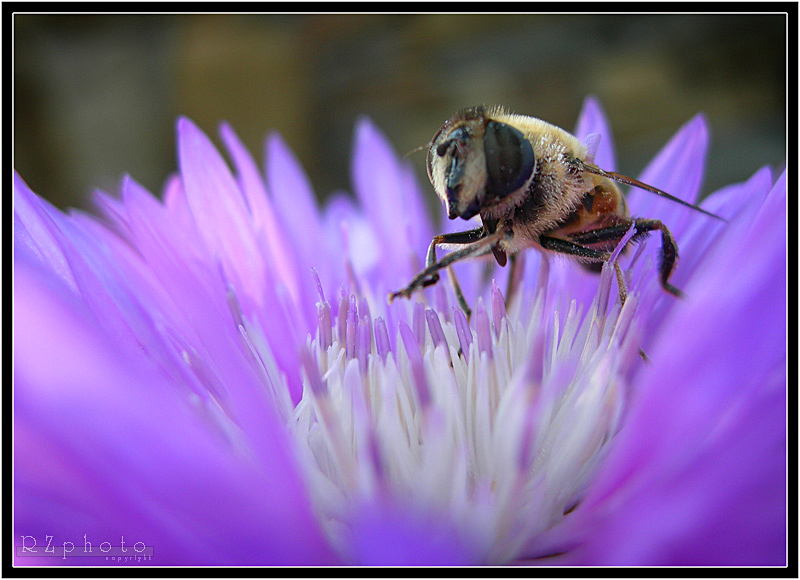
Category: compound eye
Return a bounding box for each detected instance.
[483,121,535,198]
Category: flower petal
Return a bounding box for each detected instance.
[627,114,709,235]
[351,118,433,289]
[674,166,774,286]
[264,132,326,279]
[348,503,481,565]
[14,252,337,565]
[563,172,786,566]
[574,95,617,172]
[14,172,77,292]
[219,122,303,308]
[177,117,267,310]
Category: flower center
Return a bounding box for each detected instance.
[252,264,639,563]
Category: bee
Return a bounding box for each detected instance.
[388,105,725,312]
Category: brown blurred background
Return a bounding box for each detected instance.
[14,13,786,211]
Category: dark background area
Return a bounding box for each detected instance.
[14,13,786,212]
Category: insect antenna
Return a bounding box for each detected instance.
[575,159,728,223]
[403,143,429,159]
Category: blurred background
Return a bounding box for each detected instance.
[14,13,786,211]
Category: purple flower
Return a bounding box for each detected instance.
[14,97,786,566]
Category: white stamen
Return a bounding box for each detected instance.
[250,267,639,563]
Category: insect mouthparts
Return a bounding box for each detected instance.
[447,202,460,220]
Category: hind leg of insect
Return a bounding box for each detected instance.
[388,229,506,308]
[566,218,683,298]
[538,235,630,305]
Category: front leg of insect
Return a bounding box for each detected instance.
[388,227,511,307]
[421,228,486,290]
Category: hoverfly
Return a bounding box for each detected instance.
[389,105,725,312]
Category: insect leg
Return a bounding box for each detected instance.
[565,218,683,298]
[539,235,630,304]
[446,265,472,320]
[418,227,485,318]
[389,230,505,304]
[630,219,682,298]
[421,227,486,288]
[539,236,610,262]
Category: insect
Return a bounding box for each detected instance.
[388,105,726,314]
